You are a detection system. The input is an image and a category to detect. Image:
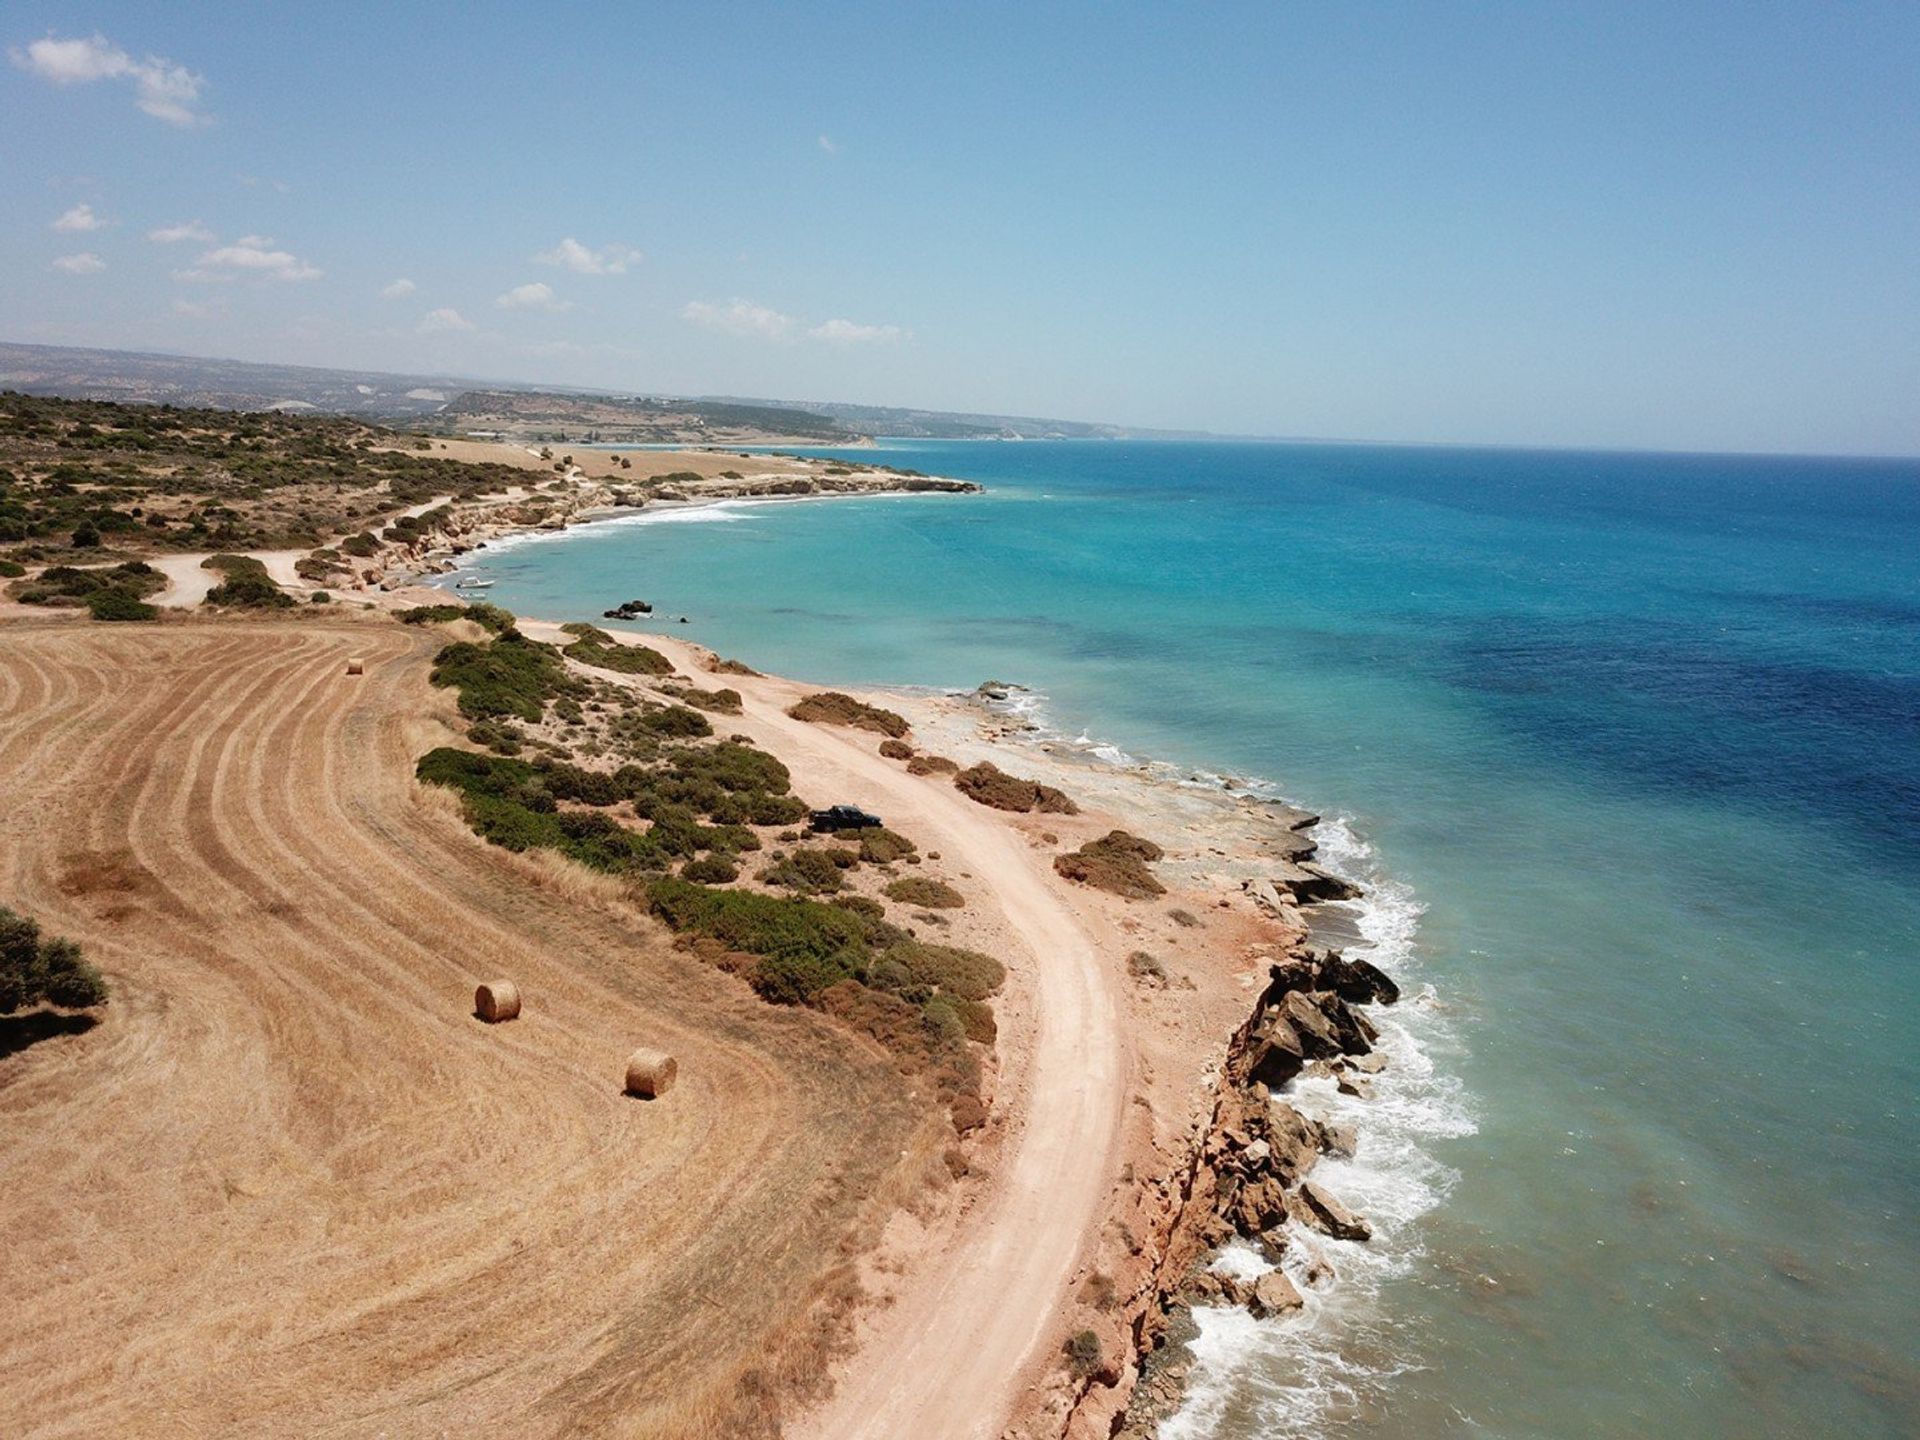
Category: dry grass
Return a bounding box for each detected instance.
[0,616,939,1438]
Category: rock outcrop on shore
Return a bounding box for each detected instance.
[1080,940,1403,1438]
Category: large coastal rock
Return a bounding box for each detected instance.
[1292,1182,1372,1242]
[1249,1270,1306,1318]
[1317,951,1400,1005]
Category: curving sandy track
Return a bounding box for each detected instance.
[0,618,931,1439]
[631,635,1132,1440]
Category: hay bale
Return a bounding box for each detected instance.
[625,1047,677,1098]
[345,657,365,675]
[474,979,521,1022]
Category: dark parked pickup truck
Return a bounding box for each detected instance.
[809,805,883,833]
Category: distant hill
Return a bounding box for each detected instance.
[0,340,1221,443]
[436,389,857,444]
[0,342,479,422]
[703,396,1216,441]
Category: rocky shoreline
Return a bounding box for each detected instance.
[1103,939,1401,1435]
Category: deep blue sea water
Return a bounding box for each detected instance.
[459,440,1920,1438]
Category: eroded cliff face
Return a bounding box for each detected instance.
[1059,943,1403,1438]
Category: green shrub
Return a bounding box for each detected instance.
[308,590,331,604]
[0,559,25,578]
[647,878,868,971]
[883,876,965,909]
[681,854,739,884]
[855,827,917,864]
[14,560,164,607]
[403,601,515,633]
[428,633,574,721]
[202,556,293,609]
[881,938,1004,1001]
[638,703,712,738]
[759,846,853,895]
[0,905,108,1012]
[86,587,158,621]
[340,531,380,557]
[565,632,673,675]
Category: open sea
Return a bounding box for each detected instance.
[455,439,1920,1438]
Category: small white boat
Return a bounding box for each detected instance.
[455,577,495,590]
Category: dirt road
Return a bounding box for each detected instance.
[641,637,1133,1440]
[0,618,930,1439]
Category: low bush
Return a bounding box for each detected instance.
[1127,950,1169,983]
[201,556,294,609]
[86,587,157,621]
[14,560,164,607]
[882,937,1004,1001]
[1053,831,1166,899]
[0,559,25,578]
[416,747,669,872]
[853,826,916,864]
[759,846,854,895]
[787,690,910,738]
[428,633,576,721]
[953,761,1078,815]
[681,854,739,884]
[1,905,108,1012]
[1064,1330,1104,1381]
[340,531,381,557]
[883,876,965,909]
[665,683,743,714]
[648,877,867,972]
[563,626,673,676]
[878,739,914,760]
[907,754,959,776]
[637,703,712,738]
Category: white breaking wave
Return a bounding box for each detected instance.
[1163,817,1474,1440]
[966,684,1475,1438]
[459,499,769,562]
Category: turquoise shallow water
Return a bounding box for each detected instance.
[458,440,1920,1438]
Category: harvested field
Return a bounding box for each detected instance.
[0,618,933,1439]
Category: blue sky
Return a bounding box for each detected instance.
[3,2,1916,454]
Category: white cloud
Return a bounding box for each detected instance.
[682,297,795,341]
[52,203,103,232]
[818,134,839,154]
[418,307,474,334]
[10,33,208,127]
[809,318,907,345]
[380,277,417,299]
[171,297,209,317]
[178,239,321,283]
[149,219,213,243]
[534,237,643,275]
[496,281,570,311]
[52,252,106,274]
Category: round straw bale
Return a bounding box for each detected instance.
[625,1047,677,1098]
[346,657,365,675]
[475,979,521,1023]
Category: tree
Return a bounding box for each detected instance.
[0,906,108,1013]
